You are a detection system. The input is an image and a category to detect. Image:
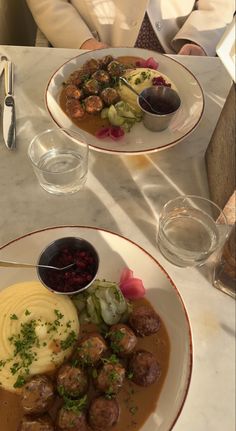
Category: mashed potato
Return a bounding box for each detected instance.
[0,281,79,392]
[118,67,177,111]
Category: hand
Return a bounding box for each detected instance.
[178,43,206,56]
[80,38,108,50]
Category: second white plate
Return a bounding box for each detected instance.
[46,48,204,155]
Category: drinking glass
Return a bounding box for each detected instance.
[28,128,89,195]
[157,195,229,267]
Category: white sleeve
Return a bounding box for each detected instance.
[26,0,93,48]
[172,0,235,56]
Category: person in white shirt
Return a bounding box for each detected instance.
[27,0,235,56]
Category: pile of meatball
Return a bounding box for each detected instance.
[64,56,132,119]
[19,304,161,431]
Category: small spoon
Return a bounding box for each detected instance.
[0,260,75,271]
[119,77,161,115]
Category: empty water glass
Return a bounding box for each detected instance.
[28,128,89,195]
[157,195,229,267]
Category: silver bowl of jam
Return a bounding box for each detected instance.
[37,237,99,295]
[138,86,181,132]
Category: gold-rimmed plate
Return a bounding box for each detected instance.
[45,48,204,155]
[0,226,192,430]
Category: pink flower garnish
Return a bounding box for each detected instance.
[119,267,146,299]
[110,126,125,140]
[120,268,134,285]
[136,57,159,70]
[95,127,111,139]
[95,126,125,141]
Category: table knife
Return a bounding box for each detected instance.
[3,60,16,150]
[0,59,5,78]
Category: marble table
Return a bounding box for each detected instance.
[0,45,235,431]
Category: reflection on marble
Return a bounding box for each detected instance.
[0,46,235,431]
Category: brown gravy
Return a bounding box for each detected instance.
[59,56,143,136]
[0,298,170,431]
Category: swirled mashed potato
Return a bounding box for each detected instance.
[118,67,177,111]
[0,281,79,392]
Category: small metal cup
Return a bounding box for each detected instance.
[138,86,181,132]
[37,237,99,295]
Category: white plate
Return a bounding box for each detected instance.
[46,47,204,155]
[0,226,192,431]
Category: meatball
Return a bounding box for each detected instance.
[83,58,101,74]
[19,415,54,431]
[64,84,84,100]
[84,96,103,114]
[107,61,126,77]
[57,407,87,431]
[128,305,161,336]
[83,78,100,95]
[66,99,85,119]
[100,88,120,106]
[88,396,119,431]
[94,362,125,395]
[66,69,88,86]
[57,363,88,398]
[21,375,54,415]
[128,349,161,386]
[99,55,114,69]
[92,70,110,85]
[108,324,137,356]
[76,333,107,365]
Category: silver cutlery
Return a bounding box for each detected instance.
[0,56,6,78]
[3,58,16,150]
[0,259,75,271]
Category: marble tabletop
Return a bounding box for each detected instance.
[0,45,235,431]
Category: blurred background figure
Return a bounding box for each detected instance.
[0,0,36,46]
[26,0,235,55]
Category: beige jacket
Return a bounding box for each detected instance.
[27,0,235,56]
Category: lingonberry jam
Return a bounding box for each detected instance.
[38,238,99,294]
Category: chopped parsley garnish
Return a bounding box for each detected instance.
[10,314,18,320]
[10,362,21,375]
[47,309,64,333]
[64,395,87,412]
[60,331,77,350]
[127,371,133,380]
[7,319,39,386]
[13,374,26,388]
[0,360,6,368]
[54,309,64,320]
[108,369,120,382]
[109,329,124,353]
[58,385,87,412]
[102,354,119,365]
[25,309,31,316]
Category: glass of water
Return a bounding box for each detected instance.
[28,128,89,195]
[157,195,229,267]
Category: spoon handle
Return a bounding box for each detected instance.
[119,77,160,114]
[0,260,37,269]
[0,260,75,271]
[119,77,139,96]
